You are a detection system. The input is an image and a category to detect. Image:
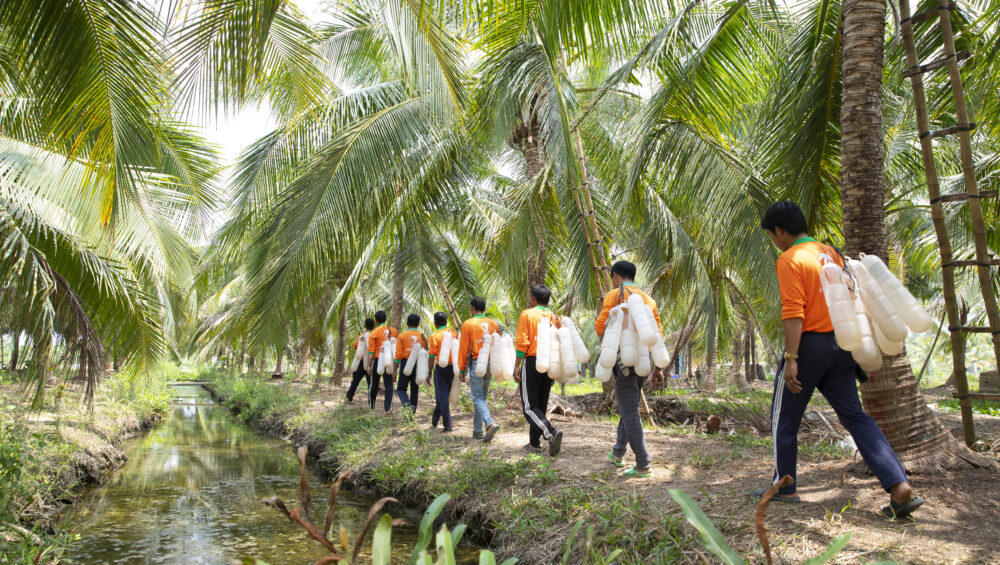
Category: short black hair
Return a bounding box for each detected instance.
[364,318,375,330]
[761,200,808,235]
[610,261,637,281]
[530,284,551,306]
[470,296,486,312]
[433,312,448,327]
[406,313,420,328]
[375,310,387,323]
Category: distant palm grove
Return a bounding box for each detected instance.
[1,0,998,468]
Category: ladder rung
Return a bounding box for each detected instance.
[904,2,956,26]
[920,122,976,140]
[931,189,998,204]
[944,259,1000,268]
[953,393,1000,401]
[903,50,970,78]
[949,326,997,334]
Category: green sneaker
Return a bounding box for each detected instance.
[623,466,652,478]
[608,452,625,468]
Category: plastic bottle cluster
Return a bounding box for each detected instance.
[531,317,591,384]
[595,297,670,382]
[821,254,933,372]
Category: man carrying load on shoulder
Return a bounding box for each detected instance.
[755,200,922,518]
[366,310,398,413]
[457,297,501,442]
[428,312,458,432]
[595,261,665,478]
[394,314,427,413]
[346,318,376,403]
[513,284,563,457]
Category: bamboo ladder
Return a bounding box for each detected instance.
[898,0,1000,446]
[570,133,656,425]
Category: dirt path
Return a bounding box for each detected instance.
[261,378,1000,564]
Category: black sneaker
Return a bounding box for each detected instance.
[548,430,563,457]
[483,423,500,443]
[522,444,543,453]
[473,433,484,440]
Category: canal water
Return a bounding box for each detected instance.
[63,384,477,564]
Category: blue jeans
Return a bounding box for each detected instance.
[468,358,494,435]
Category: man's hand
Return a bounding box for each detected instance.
[783,359,802,394]
[650,367,664,387]
[513,360,522,383]
[458,371,466,383]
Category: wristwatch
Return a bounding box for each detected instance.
[783,352,799,360]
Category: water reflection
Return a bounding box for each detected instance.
[64,385,471,564]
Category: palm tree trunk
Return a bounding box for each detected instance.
[840,0,992,470]
[439,281,463,328]
[332,311,347,386]
[272,347,284,378]
[297,337,311,380]
[248,354,255,373]
[518,116,547,303]
[10,332,19,371]
[315,350,324,383]
[390,252,405,330]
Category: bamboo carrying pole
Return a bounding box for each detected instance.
[897,0,1000,446]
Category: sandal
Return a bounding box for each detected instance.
[880,496,924,519]
[623,466,652,478]
[750,487,801,503]
[608,452,625,468]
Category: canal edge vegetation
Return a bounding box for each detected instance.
[0,369,171,563]
[203,371,897,564]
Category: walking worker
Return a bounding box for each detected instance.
[595,261,665,478]
[428,312,458,432]
[366,310,398,412]
[756,200,923,518]
[394,314,427,413]
[458,297,501,442]
[513,284,564,456]
[345,318,376,403]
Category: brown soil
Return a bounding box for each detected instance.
[225,378,1000,564]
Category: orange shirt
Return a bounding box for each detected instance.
[429,327,458,361]
[594,283,662,337]
[367,325,398,354]
[457,315,499,372]
[394,329,427,362]
[776,240,843,332]
[514,306,560,357]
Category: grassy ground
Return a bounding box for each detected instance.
[0,369,172,564]
[205,369,1000,564]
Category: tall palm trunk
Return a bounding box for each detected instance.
[10,332,19,371]
[513,115,547,303]
[390,256,405,330]
[332,311,347,386]
[297,336,311,380]
[439,281,463,328]
[272,347,284,377]
[840,0,991,470]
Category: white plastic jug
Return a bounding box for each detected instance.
[848,259,908,342]
[451,331,461,368]
[559,325,579,380]
[548,326,564,382]
[438,332,452,368]
[595,363,613,382]
[415,349,429,385]
[860,254,933,333]
[404,341,420,376]
[489,332,504,377]
[651,333,669,368]
[501,334,515,381]
[476,333,492,377]
[627,293,658,347]
[598,307,623,369]
[561,317,591,363]
[873,322,905,356]
[635,341,652,377]
[620,311,639,367]
[851,299,883,372]
[819,263,862,351]
[350,333,368,371]
[535,318,551,373]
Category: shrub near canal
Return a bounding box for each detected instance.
[205,372,704,563]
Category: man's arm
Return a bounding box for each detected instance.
[782,317,803,393]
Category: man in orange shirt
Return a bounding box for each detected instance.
[394,314,428,413]
[595,261,665,478]
[366,310,398,412]
[513,284,563,456]
[757,201,922,518]
[428,312,458,432]
[346,318,376,403]
[457,297,501,442]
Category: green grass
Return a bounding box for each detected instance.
[208,372,305,423]
[937,398,1000,417]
